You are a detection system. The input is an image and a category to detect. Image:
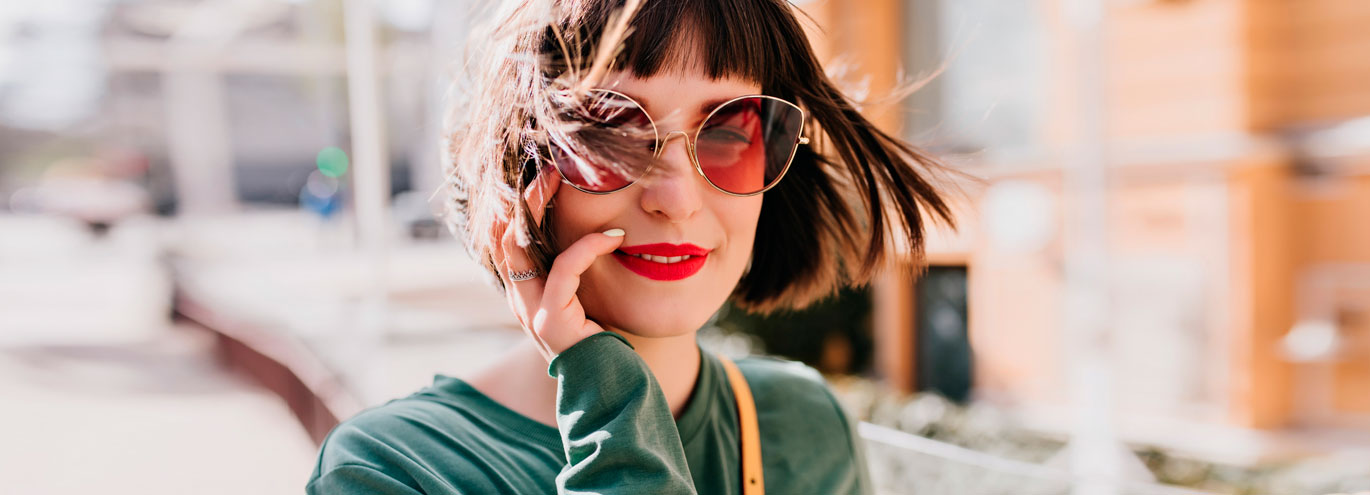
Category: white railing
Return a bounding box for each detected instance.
[857,422,1219,495]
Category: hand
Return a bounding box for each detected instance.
[491,166,626,362]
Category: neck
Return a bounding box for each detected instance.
[605,328,702,418]
[513,328,701,420]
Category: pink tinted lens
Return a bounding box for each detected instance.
[551,145,633,192]
[550,91,655,193]
[694,97,803,195]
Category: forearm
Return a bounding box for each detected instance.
[547,331,697,494]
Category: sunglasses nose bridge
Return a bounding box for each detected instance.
[652,130,706,179]
[658,130,690,151]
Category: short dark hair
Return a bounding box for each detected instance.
[442,0,956,314]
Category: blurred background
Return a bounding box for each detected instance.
[0,0,1367,494]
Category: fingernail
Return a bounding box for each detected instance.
[603,228,625,237]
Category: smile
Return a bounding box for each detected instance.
[624,253,695,263]
[612,242,710,281]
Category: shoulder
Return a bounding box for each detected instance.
[308,392,507,494]
[732,355,854,432]
[733,355,837,406]
[318,395,466,461]
[312,397,452,474]
[731,355,871,493]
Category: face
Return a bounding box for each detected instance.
[549,69,764,339]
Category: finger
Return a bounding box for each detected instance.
[489,209,554,363]
[500,215,546,301]
[499,217,554,358]
[524,163,560,228]
[529,301,607,356]
[542,229,626,310]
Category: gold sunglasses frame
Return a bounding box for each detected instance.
[550,89,810,197]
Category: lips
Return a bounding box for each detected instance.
[612,242,711,281]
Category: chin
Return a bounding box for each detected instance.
[579,262,743,340]
[597,307,714,339]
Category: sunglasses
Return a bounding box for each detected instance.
[549,89,809,197]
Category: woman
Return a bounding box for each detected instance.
[308,0,953,493]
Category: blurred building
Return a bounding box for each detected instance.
[0,1,444,212]
[803,0,1370,461]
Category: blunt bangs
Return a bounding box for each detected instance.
[550,0,798,90]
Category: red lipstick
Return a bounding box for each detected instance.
[612,243,710,281]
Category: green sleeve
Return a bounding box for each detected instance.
[308,402,513,494]
[546,331,697,494]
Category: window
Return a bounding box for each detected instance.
[902,0,1048,162]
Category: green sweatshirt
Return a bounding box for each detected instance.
[307,332,872,494]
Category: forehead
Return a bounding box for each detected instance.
[597,0,791,91]
[598,70,760,122]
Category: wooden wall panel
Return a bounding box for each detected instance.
[1293,173,1370,418]
[1106,0,1249,139]
[1248,0,1370,126]
[1226,160,1297,428]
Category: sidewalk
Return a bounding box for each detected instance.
[0,211,527,494]
[0,323,317,494]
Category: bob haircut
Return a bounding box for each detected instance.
[443,0,955,314]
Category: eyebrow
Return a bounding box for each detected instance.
[614,90,740,117]
[698,98,733,116]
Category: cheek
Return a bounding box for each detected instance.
[720,197,764,266]
[549,193,625,249]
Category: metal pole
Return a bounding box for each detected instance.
[343,0,390,404]
[163,1,256,215]
[1063,0,1122,493]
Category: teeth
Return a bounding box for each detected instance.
[632,253,693,263]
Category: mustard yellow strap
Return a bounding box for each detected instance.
[717,353,765,495]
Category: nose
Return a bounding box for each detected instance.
[639,131,704,222]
